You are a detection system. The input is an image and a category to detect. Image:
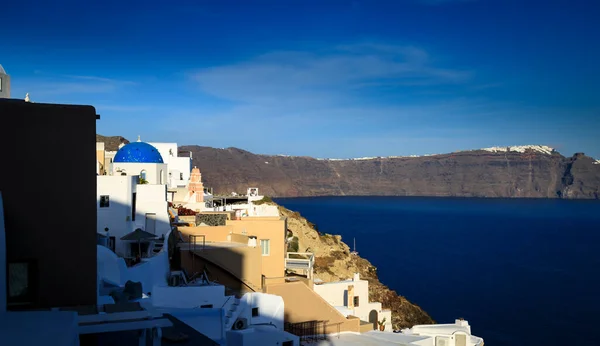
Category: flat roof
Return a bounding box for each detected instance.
[304,331,429,345]
[94,314,218,346]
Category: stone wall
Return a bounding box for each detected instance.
[196,214,227,226]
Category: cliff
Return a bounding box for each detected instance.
[278,204,434,330]
[96,134,129,151]
[178,145,600,199]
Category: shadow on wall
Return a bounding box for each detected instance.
[97,199,253,296]
[97,201,295,344]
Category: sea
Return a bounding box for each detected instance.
[274,196,600,346]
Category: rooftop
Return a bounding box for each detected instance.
[113,141,164,164]
[90,313,218,346]
[304,331,429,345]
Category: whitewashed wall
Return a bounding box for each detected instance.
[136,184,170,238]
[240,293,286,330]
[111,162,168,185]
[152,285,227,309]
[97,175,137,256]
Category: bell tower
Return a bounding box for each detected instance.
[0,65,11,99]
[188,167,204,203]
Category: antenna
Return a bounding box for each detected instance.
[351,237,358,255]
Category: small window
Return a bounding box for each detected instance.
[200,304,213,308]
[8,260,37,306]
[260,239,270,256]
[100,195,110,208]
[353,296,360,307]
[180,173,183,180]
[252,307,259,317]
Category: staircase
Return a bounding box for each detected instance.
[152,240,164,255]
[223,296,242,331]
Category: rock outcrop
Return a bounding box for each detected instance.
[96,134,129,151]
[279,204,434,330]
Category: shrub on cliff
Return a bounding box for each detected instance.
[253,196,273,205]
[287,236,299,252]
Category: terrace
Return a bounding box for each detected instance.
[285,252,315,280]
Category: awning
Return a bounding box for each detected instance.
[120,228,157,241]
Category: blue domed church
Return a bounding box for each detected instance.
[110,137,168,184]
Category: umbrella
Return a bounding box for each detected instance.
[121,228,157,258]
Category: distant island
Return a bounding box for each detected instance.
[97,136,600,199]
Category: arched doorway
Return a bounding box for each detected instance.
[369,309,378,330]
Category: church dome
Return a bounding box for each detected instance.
[113,142,164,163]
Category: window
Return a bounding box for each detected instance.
[252,307,259,317]
[353,296,360,307]
[260,239,270,256]
[100,195,110,208]
[180,173,183,180]
[0,77,3,91]
[131,192,137,221]
[109,236,116,252]
[8,260,37,306]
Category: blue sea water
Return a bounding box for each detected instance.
[274,196,600,346]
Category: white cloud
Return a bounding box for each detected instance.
[189,43,471,108]
[14,73,137,100]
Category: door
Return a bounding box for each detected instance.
[145,213,157,234]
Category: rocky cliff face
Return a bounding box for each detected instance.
[179,145,600,199]
[279,204,434,330]
[96,134,129,151]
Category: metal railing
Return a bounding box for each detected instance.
[188,234,206,277]
[284,320,342,342]
[285,252,315,279]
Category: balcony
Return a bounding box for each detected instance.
[285,252,314,279]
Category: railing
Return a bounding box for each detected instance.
[221,296,232,308]
[188,235,206,277]
[284,320,342,342]
[285,252,314,270]
[188,234,206,250]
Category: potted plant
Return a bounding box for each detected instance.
[378,317,386,331]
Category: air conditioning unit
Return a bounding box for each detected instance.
[232,317,248,330]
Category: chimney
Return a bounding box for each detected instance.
[353,273,360,282]
[248,236,257,247]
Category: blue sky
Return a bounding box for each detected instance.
[2,0,599,158]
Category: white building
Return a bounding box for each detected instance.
[97,175,138,256]
[148,142,192,188]
[98,140,174,258]
[313,273,393,332]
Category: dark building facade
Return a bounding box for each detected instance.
[0,99,98,309]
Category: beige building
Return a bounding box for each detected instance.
[175,205,398,335]
[96,142,106,175]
